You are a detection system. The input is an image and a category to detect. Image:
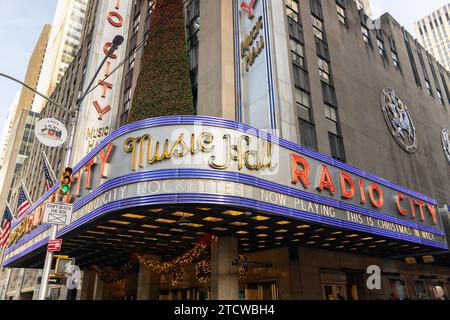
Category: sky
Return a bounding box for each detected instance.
[0,0,57,138]
[0,0,449,139]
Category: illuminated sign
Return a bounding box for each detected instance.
[234,0,276,130]
[4,117,447,264]
[72,0,132,163]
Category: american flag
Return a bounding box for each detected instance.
[43,161,56,191]
[0,205,13,248]
[16,186,30,219]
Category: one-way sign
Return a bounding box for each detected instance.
[43,202,73,226]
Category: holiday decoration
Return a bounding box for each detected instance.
[195,260,211,285]
[238,255,248,281]
[92,235,216,287]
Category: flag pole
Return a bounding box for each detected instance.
[41,151,58,183]
[20,179,33,207]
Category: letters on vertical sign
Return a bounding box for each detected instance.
[92,2,124,119]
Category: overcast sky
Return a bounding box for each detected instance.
[0,0,449,138]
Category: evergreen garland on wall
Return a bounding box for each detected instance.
[127,0,194,123]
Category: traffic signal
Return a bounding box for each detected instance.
[59,167,73,195]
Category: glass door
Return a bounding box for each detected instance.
[245,282,278,300]
[388,279,408,300]
[323,283,348,300]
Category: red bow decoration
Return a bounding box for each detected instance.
[241,0,257,19]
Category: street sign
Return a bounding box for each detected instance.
[35,118,68,147]
[43,202,73,226]
[47,239,62,252]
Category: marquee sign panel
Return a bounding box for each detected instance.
[3,116,448,266]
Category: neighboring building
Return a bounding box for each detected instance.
[0,92,20,171]
[414,3,450,71]
[0,25,50,213]
[2,0,450,301]
[32,0,89,113]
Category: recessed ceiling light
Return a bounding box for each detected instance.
[129,230,145,234]
[97,226,117,230]
[185,223,203,228]
[255,226,269,230]
[172,211,194,217]
[108,220,130,225]
[86,231,106,235]
[236,231,249,234]
[202,217,222,222]
[155,218,176,224]
[346,234,359,238]
[223,210,245,216]
[148,209,163,213]
[230,222,248,226]
[122,214,146,219]
[213,227,228,231]
[141,224,159,229]
[276,221,291,225]
[257,234,268,237]
[297,225,311,229]
[252,215,270,221]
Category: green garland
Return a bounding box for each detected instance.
[127,0,194,123]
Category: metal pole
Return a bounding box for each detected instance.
[36,36,123,300]
[37,224,57,300]
[0,72,71,114]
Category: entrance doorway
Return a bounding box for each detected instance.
[159,287,210,300]
[244,281,278,300]
[388,279,408,300]
[19,292,33,300]
[323,283,347,300]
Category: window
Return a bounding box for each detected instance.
[425,79,433,96]
[336,4,346,25]
[325,105,346,163]
[286,0,299,22]
[325,105,338,134]
[311,16,324,40]
[295,88,312,121]
[361,25,370,44]
[437,89,444,105]
[318,58,331,84]
[295,89,318,151]
[391,50,400,68]
[377,38,386,57]
[290,39,305,68]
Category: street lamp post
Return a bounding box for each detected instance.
[1,35,124,301]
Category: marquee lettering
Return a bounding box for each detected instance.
[289,153,437,224]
